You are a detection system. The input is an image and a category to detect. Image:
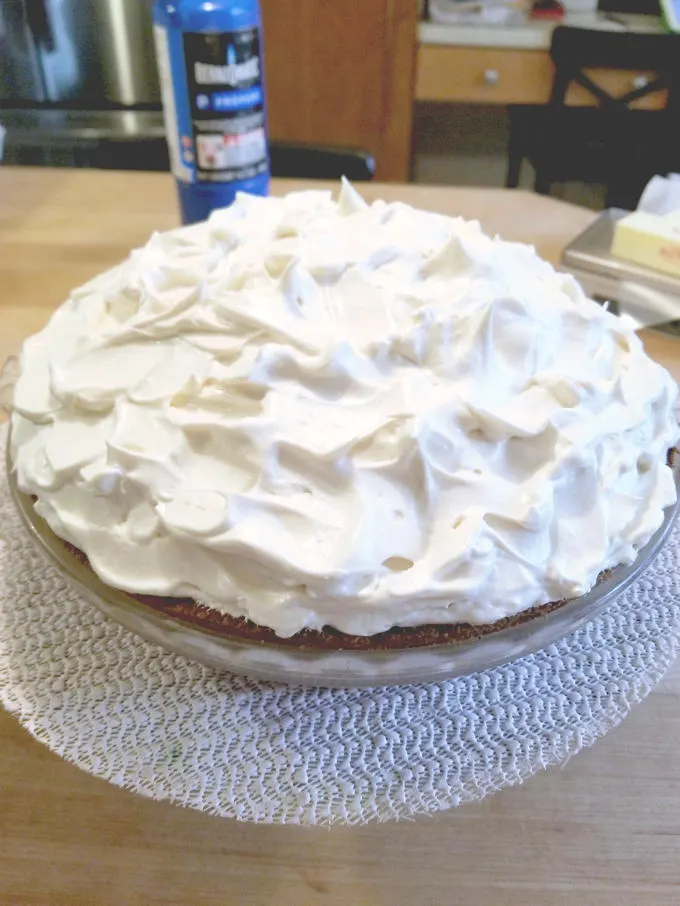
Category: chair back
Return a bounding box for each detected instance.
[548,27,680,113]
[269,142,375,181]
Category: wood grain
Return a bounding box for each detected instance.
[260,0,417,182]
[1,167,680,906]
[416,45,666,109]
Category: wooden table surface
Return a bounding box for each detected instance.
[1,168,679,906]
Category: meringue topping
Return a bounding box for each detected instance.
[10,182,679,636]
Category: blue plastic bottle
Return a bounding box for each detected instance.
[152,0,269,224]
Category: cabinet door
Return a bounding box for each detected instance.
[261,0,417,181]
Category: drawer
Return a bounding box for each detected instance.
[415,45,667,109]
[416,46,551,104]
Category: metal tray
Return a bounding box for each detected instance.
[561,208,680,334]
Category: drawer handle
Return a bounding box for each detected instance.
[483,69,499,86]
[632,75,649,90]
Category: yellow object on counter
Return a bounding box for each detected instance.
[611,210,680,279]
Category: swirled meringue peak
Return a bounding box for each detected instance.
[10,181,679,636]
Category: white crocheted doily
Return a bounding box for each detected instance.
[1,424,679,825]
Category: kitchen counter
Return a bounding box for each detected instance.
[419,11,666,49]
[1,167,679,905]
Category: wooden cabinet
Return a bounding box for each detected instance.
[259,7,666,183]
[261,0,418,181]
[416,45,666,109]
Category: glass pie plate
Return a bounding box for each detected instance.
[6,441,680,687]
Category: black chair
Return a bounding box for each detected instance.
[506,27,680,209]
[2,130,376,181]
[269,141,375,181]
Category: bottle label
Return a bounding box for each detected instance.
[154,25,267,185]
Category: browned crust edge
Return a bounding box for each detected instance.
[61,538,581,650]
[49,447,679,652]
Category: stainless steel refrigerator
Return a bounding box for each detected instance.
[0,0,167,168]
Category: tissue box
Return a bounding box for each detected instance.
[612,210,680,279]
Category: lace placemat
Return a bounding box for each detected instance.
[1,424,679,825]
